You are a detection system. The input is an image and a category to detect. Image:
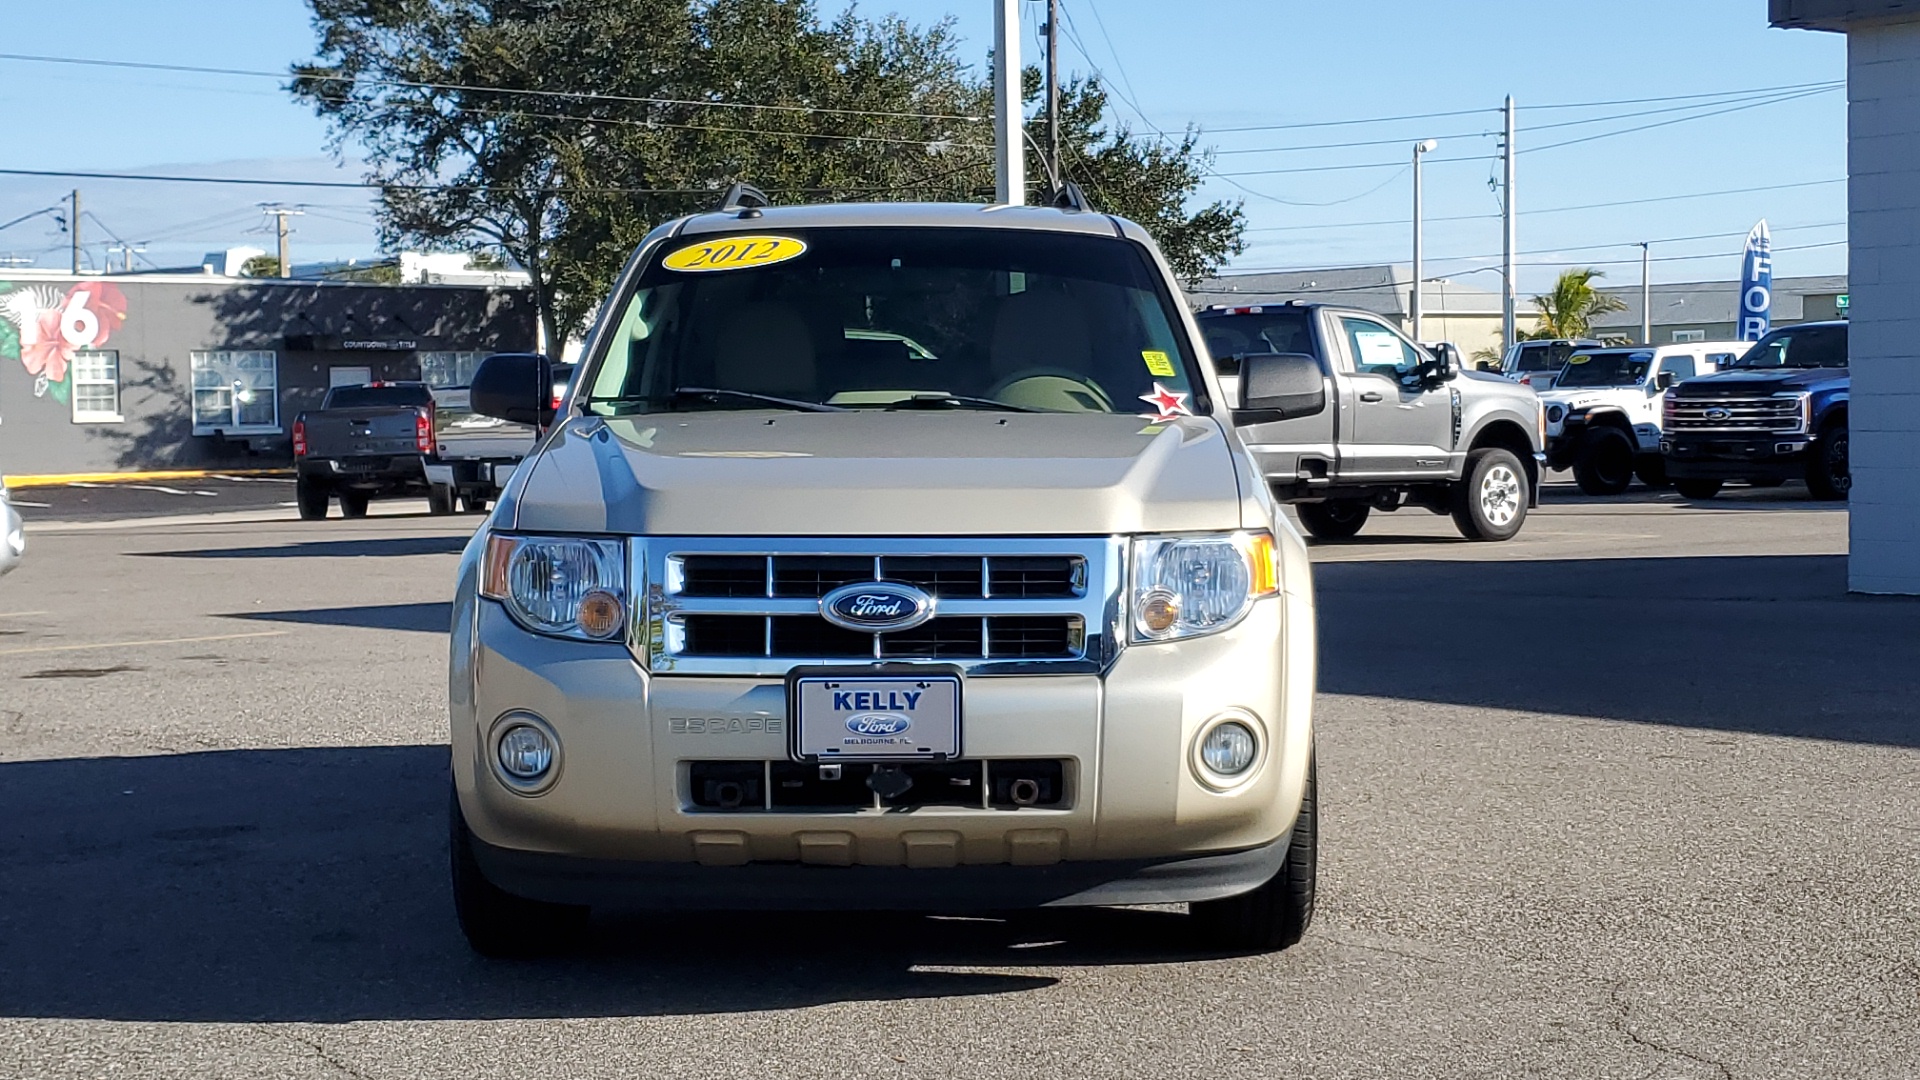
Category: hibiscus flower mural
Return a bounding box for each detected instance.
[0,280,128,404]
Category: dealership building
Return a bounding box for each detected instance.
[1771,0,1920,594]
[0,273,535,476]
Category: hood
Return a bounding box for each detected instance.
[1540,386,1636,410]
[506,411,1244,536]
[1674,367,1845,396]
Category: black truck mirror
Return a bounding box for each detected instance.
[470,353,556,426]
[1235,352,1327,421]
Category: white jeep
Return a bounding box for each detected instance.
[1540,342,1747,494]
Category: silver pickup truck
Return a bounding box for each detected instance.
[1198,303,1546,541]
[446,193,1319,957]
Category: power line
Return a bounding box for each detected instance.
[1223,235,1848,278]
[0,166,1001,198]
[0,51,990,124]
[1211,128,1497,156]
[1523,85,1840,155]
[1215,154,1496,178]
[1527,79,1845,111]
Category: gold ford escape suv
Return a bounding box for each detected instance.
[449,187,1320,956]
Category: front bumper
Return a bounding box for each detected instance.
[450,575,1315,909]
[1662,434,1812,480]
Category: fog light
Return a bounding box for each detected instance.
[497,724,553,780]
[1200,721,1258,777]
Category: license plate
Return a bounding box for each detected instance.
[790,670,961,762]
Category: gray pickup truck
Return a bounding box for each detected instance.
[1197,303,1546,541]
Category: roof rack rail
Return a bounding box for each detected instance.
[717,182,772,213]
[1046,182,1093,213]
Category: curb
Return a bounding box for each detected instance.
[2,468,293,489]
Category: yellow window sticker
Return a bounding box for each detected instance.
[1142,350,1177,377]
[1567,354,1590,364]
[662,235,808,273]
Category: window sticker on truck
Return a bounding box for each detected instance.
[1142,350,1177,377]
[662,235,808,273]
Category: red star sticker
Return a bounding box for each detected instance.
[1138,382,1190,421]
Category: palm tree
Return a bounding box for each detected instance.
[1527,268,1627,339]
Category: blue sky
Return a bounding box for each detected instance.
[0,1,1848,292]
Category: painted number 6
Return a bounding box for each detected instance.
[61,290,100,348]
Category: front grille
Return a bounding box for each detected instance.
[1666,395,1805,434]
[676,614,1082,660]
[652,539,1117,675]
[677,553,1083,600]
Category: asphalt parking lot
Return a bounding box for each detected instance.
[1,487,1915,1079]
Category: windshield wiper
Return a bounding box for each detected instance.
[587,388,846,413]
[880,394,1045,413]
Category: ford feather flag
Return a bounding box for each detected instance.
[1739,220,1773,341]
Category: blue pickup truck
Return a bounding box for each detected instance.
[1660,321,1848,500]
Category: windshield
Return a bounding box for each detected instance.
[1197,310,1313,377]
[1556,350,1653,388]
[1511,341,1588,373]
[582,227,1203,416]
[1729,324,1848,369]
[322,384,433,409]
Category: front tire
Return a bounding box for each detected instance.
[1295,500,1371,541]
[295,476,329,521]
[1572,427,1635,495]
[1806,423,1849,501]
[1191,750,1317,953]
[1674,478,1723,500]
[450,785,588,958]
[1450,448,1529,541]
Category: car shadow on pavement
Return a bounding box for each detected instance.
[1317,552,1920,747]
[229,602,452,634]
[139,535,473,560]
[0,746,1234,1024]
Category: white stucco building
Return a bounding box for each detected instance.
[1772,0,1920,594]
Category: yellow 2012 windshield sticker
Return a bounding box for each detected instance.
[663,235,808,273]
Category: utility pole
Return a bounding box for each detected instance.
[262,205,305,278]
[1501,96,1517,351]
[1045,0,1061,193]
[992,0,1025,205]
[69,189,81,274]
[1640,242,1652,344]
[1411,139,1438,342]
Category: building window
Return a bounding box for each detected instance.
[190,350,279,434]
[1670,329,1706,343]
[418,350,489,389]
[70,350,122,422]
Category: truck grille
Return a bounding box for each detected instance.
[1665,395,1806,434]
[644,539,1120,676]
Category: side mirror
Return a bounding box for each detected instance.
[1474,359,1500,373]
[1655,371,1676,390]
[1235,352,1327,420]
[1420,342,1461,386]
[469,353,556,426]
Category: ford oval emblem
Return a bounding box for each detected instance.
[820,581,935,633]
[1704,407,1733,421]
[846,713,912,736]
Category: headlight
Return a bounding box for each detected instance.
[481,533,628,641]
[1130,531,1278,643]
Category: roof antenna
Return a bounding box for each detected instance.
[1046,181,1092,213]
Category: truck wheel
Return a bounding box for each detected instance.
[1191,749,1316,953]
[427,487,456,516]
[1295,500,1370,541]
[339,492,370,519]
[1635,456,1669,488]
[460,493,490,514]
[295,477,329,521]
[1450,448,1529,541]
[1572,428,1634,495]
[1674,479,1722,500]
[449,784,587,958]
[1806,423,1849,501]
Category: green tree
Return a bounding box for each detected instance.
[239,253,281,278]
[1527,267,1627,340]
[292,0,1244,344]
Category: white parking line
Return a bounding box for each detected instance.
[0,610,49,618]
[0,629,288,657]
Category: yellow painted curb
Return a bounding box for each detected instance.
[2,468,293,488]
